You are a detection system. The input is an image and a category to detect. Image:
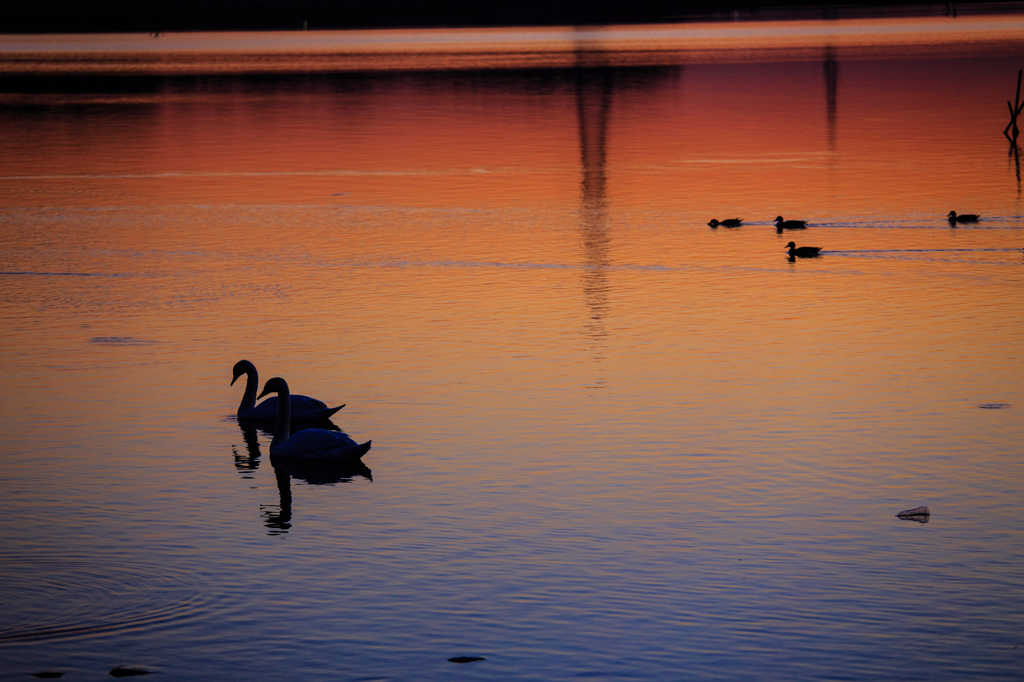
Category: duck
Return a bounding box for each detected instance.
[775,216,808,232]
[232,360,343,422]
[708,218,743,228]
[258,377,371,461]
[947,211,979,224]
[785,241,822,258]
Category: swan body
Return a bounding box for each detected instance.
[259,377,371,461]
[775,216,808,232]
[708,218,743,228]
[785,241,821,258]
[947,211,979,224]
[232,360,343,422]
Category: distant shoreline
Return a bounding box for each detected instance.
[2,0,1023,34]
[3,15,1023,77]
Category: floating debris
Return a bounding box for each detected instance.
[109,666,150,678]
[30,673,64,679]
[448,656,486,664]
[979,403,1011,409]
[896,506,930,523]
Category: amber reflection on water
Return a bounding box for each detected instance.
[1,19,1023,682]
[2,61,1020,218]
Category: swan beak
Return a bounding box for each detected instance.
[230,373,240,386]
[257,384,273,400]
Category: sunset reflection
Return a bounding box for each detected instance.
[576,62,612,372]
[1,16,1023,682]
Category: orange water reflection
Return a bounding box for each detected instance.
[1,20,1023,680]
[2,36,1023,218]
[2,37,1021,453]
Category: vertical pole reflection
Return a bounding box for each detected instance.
[823,45,839,152]
[575,65,613,378]
[1010,141,1022,198]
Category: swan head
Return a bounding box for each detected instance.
[785,242,796,249]
[231,359,256,386]
[258,376,289,400]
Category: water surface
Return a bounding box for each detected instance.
[1,17,1023,681]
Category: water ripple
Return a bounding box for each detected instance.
[0,557,208,644]
[0,271,130,277]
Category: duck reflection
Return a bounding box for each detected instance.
[575,63,613,375]
[235,423,370,534]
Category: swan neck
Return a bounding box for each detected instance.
[238,365,259,417]
[271,384,291,452]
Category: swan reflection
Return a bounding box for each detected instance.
[262,453,373,535]
[232,420,344,474]
[236,424,371,534]
[232,425,263,472]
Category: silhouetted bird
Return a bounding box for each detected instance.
[947,211,979,224]
[785,241,821,258]
[775,216,808,232]
[258,377,371,461]
[708,218,743,228]
[232,359,344,422]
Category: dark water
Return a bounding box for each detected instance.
[1,18,1023,681]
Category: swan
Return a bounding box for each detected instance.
[232,360,343,422]
[785,241,822,258]
[947,211,979,224]
[259,377,372,461]
[708,218,743,228]
[775,216,808,232]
